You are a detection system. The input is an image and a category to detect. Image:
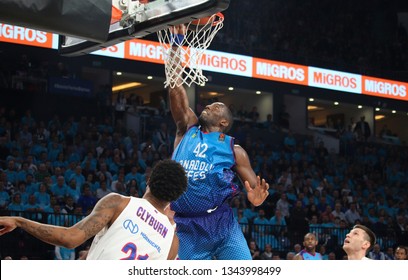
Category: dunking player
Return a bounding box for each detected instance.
[0,159,187,260]
[167,25,269,260]
[294,232,323,260]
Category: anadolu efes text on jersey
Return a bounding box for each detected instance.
[179,159,214,180]
[171,126,239,215]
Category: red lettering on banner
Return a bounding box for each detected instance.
[200,54,247,72]
[313,72,357,89]
[101,45,119,53]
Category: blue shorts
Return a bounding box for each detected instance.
[174,206,251,260]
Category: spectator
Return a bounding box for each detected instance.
[289,200,309,245]
[354,116,371,142]
[155,122,171,152]
[345,202,362,225]
[114,91,127,123]
[331,202,346,222]
[54,246,75,260]
[286,252,295,260]
[0,182,10,210]
[249,240,261,260]
[283,130,296,153]
[368,244,386,260]
[328,252,336,260]
[394,246,408,260]
[269,208,287,235]
[77,184,97,215]
[96,180,112,200]
[247,106,260,124]
[260,243,273,260]
[384,247,394,260]
[276,193,290,218]
[253,209,273,251]
[319,245,329,260]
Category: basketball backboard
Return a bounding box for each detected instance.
[59,0,229,56]
[0,0,112,43]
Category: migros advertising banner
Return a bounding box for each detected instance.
[252,57,308,86]
[199,50,252,77]
[0,24,54,48]
[1,24,407,102]
[362,76,408,102]
[308,67,362,94]
[124,39,164,64]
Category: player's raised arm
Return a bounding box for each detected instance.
[0,193,125,249]
[167,24,198,147]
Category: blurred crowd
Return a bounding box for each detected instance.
[0,103,407,259]
[1,0,408,260]
[214,0,408,81]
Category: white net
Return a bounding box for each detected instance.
[157,13,224,88]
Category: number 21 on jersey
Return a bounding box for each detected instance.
[120,243,149,260]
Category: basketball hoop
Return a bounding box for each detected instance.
[157,12,224,88]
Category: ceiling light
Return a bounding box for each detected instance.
[256,91,261,95]
[334,102,339,105]
[375,115,385,120]
[228,87,234,91]
[358,105,363,109]
[147,76,153,80]
[116,72,122,75]
[307,105,323,111]
[375,108,380,111]
[208,91,218,96]
[309,98,314,102]
[112,82,142,92]
[392,110,396,114]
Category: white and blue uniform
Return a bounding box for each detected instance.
[171,126,251,260]
[86,197,174,260]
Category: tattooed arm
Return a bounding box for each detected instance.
[0,193,128,249]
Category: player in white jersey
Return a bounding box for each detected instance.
[86,197,174,260]
[0,159,187,260]
[343,224,376,260]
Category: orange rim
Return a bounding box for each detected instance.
[211,12,224,26]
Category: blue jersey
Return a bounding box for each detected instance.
[171,126,251,260]
[300,249,323,260]
[171,126,239,215]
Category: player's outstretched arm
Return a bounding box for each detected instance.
[234,145,269,206]
[0,193,125,249]
[167,24,198,147]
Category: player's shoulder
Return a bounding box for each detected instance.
[100,193,131,207]
[233,144,249,157]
